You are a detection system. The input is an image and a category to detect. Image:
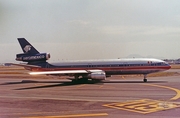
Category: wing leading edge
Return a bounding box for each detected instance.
[30,69,104,75]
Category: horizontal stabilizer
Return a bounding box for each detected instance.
[7,63,41,68]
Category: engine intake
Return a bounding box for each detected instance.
[87,72,106,80]
[16,53,50,62]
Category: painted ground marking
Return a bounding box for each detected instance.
[103,99,180,114]
[21,113,108,118]
[144,84,180,100]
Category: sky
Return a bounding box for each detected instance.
[1,0,180,63]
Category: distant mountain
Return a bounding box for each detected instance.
[146,55,164,59]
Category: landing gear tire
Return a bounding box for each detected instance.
[72,78,88,83]
[91,80,102,83]
[72,79,77,83]
[143,74,147,82]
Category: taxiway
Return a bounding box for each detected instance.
[0,68,180,118]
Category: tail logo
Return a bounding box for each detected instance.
[24,45,31,53]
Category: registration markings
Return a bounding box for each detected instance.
[103,99,180,114]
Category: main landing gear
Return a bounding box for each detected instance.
[143,74,147,82]
[72,75,89,83]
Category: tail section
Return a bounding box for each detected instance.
[18,38,39,54]
[16,38,50,63]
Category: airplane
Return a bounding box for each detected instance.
[11,38,171,83]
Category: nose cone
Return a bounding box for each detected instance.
[164,62,171,70]
[167,64,171,69]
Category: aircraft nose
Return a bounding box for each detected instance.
[166,63,171,69]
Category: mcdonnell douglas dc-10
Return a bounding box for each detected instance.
[11,38,171,82]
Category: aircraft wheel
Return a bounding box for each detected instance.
[143,78,147,82]
[72,79,77,83]
[80,78,88,83]
[143,74,148,82]
[72,78,88,83]
[92,80,101,83]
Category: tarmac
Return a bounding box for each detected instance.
[0,67,180,118]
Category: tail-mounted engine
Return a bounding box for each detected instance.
[16,53,50,62]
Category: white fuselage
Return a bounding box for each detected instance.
[37,58,171,75]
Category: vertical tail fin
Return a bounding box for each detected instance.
[18,38,39,54]
[16,38,50,63]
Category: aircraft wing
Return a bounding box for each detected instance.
[7,63,104,75]
[30,69,103,75]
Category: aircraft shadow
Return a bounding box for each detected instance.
[0,80,70,85]
[103,80,167,83]
[0,80,167,90]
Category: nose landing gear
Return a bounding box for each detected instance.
[143,74,147,82]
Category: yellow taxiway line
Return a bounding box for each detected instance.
[144,84,180,100]
[21,113,108,118]
[103,84,180,114]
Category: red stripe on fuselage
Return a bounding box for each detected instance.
[31,65,171,72]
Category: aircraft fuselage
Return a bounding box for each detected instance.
[32,58,171,76]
